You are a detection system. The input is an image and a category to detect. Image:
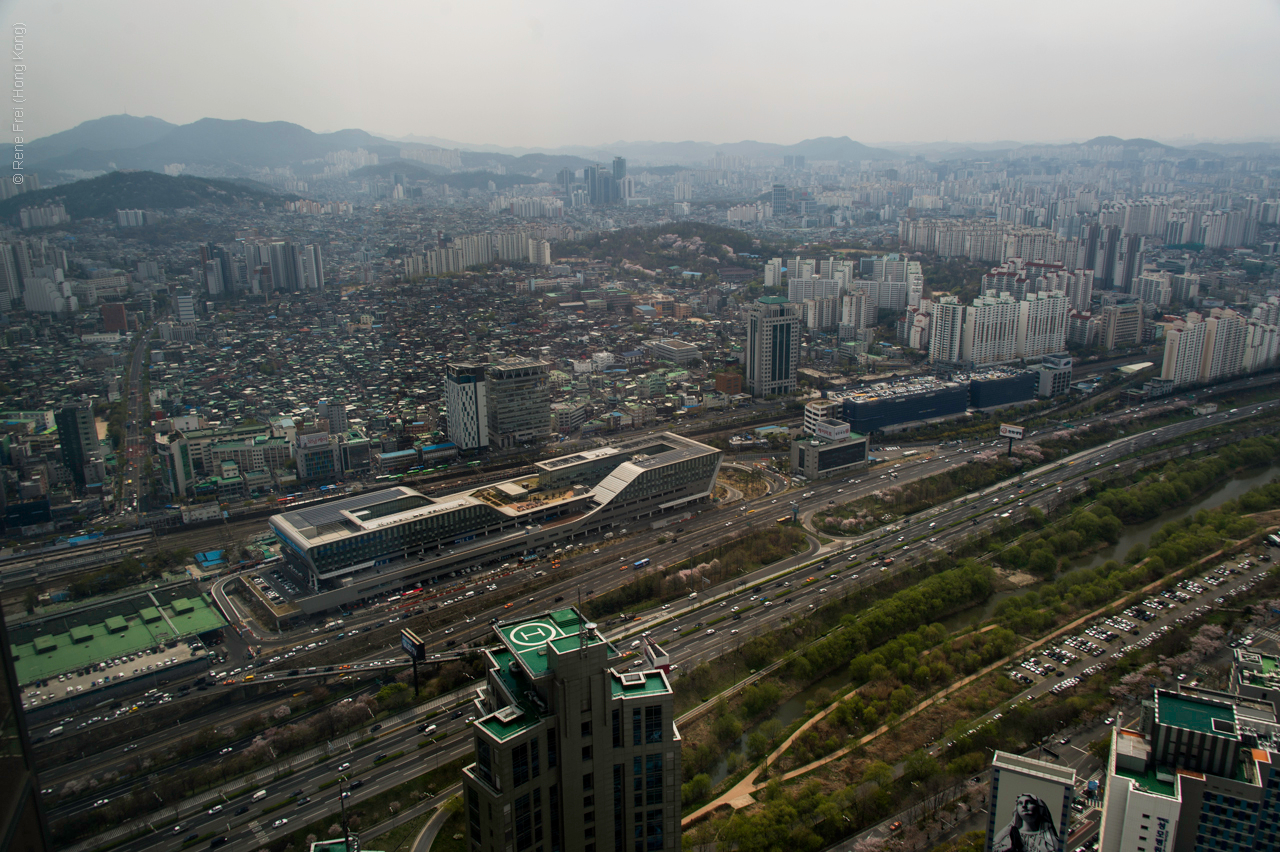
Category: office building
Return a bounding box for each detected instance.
[643,339,701,365]
[986,752,1075,852]
[463,608,680,852]
[1099,688,1280,852]
[771,184,787,215]
[612,156,627,182]
[54,403,96,493]
[1101,303,1142,350]
[1036,354,1073,398]
[802,399,843,435]
[445,362,489,451]
[268,432,722,613]
[790,419,869,480]
[174,291,198,323]
[487,358,552,449]
[745,297,800,397]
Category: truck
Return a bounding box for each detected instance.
[252,789,268,802]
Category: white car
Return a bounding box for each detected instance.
[273,818,289,829]
[208,805,223,815]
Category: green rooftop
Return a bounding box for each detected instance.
[9,586,228,684]
[1157,692,1237,738]
[610,671,672,699]
[496,607,610,678]
[1114,764,1177,797]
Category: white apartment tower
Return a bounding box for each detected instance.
[929,296,965,365]
[1160,317,1208,388]
[1016,292,1069,359]
[445,363,490,451]
[962,292,1019,367]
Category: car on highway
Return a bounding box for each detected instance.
[93,798,109,808]
[207,805,223,815]
[338,762,351,772]
[273,818,289,829]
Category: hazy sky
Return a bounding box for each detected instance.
[7,0,1280,148]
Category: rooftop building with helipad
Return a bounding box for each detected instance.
[462,606,681,852]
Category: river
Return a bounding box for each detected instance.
[941,461,1280,632]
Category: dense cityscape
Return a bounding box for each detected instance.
[3,4,1280,852]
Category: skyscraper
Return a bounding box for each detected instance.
[486,358,552,449]
[771,183,787,215]
[445,363,489,451]
[55,402,96,493]
[612,156,627,182]
[0,605,53,852]
[302,244,325,290]
[745,297,800,396]
[962,292,1019,367]
[268,241,303,291]
[929,296,965,365]
[463,608,681,852]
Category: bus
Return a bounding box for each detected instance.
[776,516,790,525]
[633,558,651,570]
[467,460,483,467]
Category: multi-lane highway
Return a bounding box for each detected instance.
[43,398,1280,849]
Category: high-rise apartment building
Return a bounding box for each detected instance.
[463,608,680,852]
[771,184,787,215]
[929,296,965,365]
[268,241,303,291]
[302,244,325,290]
[1160,317,1209,388]
[1201,309,1248,383]
[763,258,783,289]
[55,402,96,493]
[487,358,552,449]
[446,363,489,451]
[745,297,799,397]
[962,292,1019,367]
[1015,292,1069,359]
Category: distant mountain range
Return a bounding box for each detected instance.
[6,115,1278,195]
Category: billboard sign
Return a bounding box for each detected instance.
[987,752,1074,852]
[999,424,1025,440]
[400,628,425,662]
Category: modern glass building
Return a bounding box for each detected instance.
[269,433,722,614]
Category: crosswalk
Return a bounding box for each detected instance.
[249,820,268,845]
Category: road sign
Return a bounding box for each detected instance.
[400,628,425,661]
[999,424,1025,440]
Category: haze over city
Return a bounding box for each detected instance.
[8,0,1280,147]
[2,3,1280,852]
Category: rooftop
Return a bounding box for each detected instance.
[1156,691,1238,738]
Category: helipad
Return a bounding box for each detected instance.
[496,608,613,676]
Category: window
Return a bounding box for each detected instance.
[645,706,663,744]
[582,720,593,738]
[583,795,594,808]
[646,808,664,851]
[549,784,561,851]
[547,728,557,769]
[612,709,622,747]
[614,765,625,851]
[582,744,593,761]
[585,811,595,825]
[633,707,642,746]
[477,738,494,788]
[515,793,533,851]
[645,754,664,806]
[583,772,594,791]
[467,785,481,837]
[531,737,540,779]
[513,743,530,787]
